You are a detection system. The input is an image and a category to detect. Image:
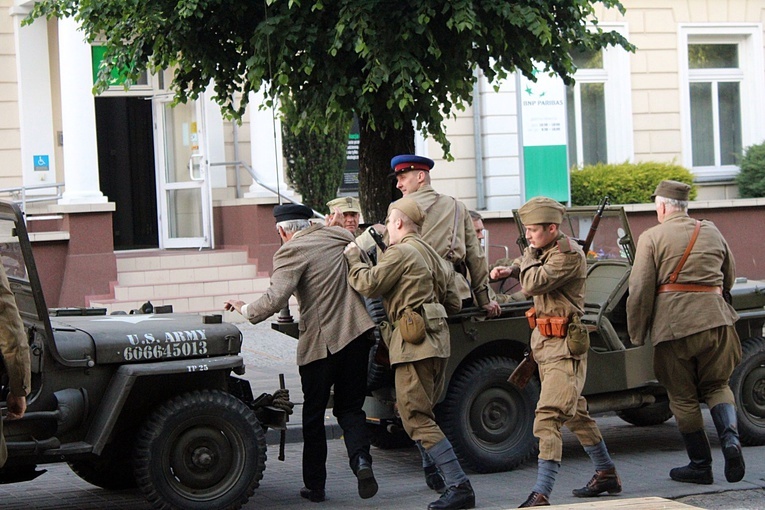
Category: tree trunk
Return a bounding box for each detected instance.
[358,119,415,224]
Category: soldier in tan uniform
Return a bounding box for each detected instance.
[511,197,621,508]
[627,180,745,485]
[0,262,31,468]
[345,198,475,510]
[326,196,362,236]
[390,155,501,318]
[224,203,378,502]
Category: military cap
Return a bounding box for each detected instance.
[390,154,435,176]
[326,196,361,214]
[651,180,691,201]
[517,196,566,225]
[388,198,425,227]
[273,203,313,222]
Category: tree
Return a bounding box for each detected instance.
[281,96,350,214]
[29,0,633,222]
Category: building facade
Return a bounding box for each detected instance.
[1,0,764,310]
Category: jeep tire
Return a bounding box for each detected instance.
[438,356,540,473]
[616,400,673,427]
[69,440,137,490]
[730,336,765,446]
[134,389,266,510]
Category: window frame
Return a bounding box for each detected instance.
[567,23,633,168]
[678,24,765,181]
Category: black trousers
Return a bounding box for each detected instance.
[299,332,372,490]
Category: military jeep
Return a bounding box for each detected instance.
[0,200,287,510]
[359,205,765,474]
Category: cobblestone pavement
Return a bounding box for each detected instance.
[1,318,763,509]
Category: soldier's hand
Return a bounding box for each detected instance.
[6,394,26,421]
[482,300,501,318]
[490,265,519,280]
[344,241,360,255]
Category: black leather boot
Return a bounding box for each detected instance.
[427,480,475,510]
[355,457,378,499]
[669,429,713,484]
[711,403,746,483]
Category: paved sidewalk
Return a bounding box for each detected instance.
[1,319,764,509]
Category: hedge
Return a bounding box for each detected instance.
[571,161,696,205]
[736,142,765,198]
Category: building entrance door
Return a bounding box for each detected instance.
[153,96,213,249]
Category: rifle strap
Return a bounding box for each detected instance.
[668,220,701,284]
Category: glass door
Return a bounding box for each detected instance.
[154,96,213,248]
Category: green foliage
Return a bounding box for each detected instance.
[27,0,633,157]
[736,142,765,198]
[281,96,350,214]
[571,162,697,205]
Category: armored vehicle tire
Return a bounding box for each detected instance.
[69,441,137,490]
[616,400,673,427]
[730,336,765,446]
[438,356,540,473]
[367,423,414,449]
[134,390,266,510]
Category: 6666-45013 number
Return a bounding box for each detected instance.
[123,341,208,361]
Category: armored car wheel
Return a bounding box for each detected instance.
[730,336,765,446]
[69,441,137,490]
[134,390,266,510]
[438,356,539,473]
[616,400,673,427]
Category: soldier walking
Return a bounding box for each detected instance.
[345,198,475,510]
[627,180,745,485]
[509,197,621,507]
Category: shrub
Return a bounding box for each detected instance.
[571,161,697,205]
[736,142,765,198]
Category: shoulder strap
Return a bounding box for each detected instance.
[447,197,460,260]
[408,241,443,302]
[668,220,702,284]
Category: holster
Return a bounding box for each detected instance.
[508,350,537,389]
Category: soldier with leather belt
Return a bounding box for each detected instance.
[345,198,474,510]
[0,262,31,469]
[511,197,621,508]
[627,180,745,485]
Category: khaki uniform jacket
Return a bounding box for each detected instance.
[0,263,30,467]
[346,233,462,365]
[243,224,374,366]
[517,235,587,364]
[627,212,738,347]
[408,185,491,306]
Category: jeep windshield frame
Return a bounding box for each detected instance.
[511,205,636,265]
[0,200,52,328]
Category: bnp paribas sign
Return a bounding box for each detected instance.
[519,65,569,204]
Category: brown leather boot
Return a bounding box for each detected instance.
[518,491,550,507]
[572,467,622,497]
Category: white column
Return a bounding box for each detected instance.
[10,3,56,192]
[57,16,106,204]
[245,90,292,198]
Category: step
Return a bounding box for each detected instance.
[115,249,249,273]
[117,264,261,287]
[113,275,272,301]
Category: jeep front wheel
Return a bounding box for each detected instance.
[438,356,539,473]
[616,400,673,427]
[134,390,266,510]
[730,337,765,446]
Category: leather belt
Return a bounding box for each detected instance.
[656,283,722,295]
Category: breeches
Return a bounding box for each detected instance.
[534,357,602,461]
[654,325,741,433]
[395,357,447,450]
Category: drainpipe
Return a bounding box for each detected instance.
[473,71,486,210]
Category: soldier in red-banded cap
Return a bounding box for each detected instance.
[627,180,745,486]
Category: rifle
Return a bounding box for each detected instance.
[582,196,611,254]
[507,349,537,389]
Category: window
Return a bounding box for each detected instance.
[679,26,765,180]
[566,25,633,168]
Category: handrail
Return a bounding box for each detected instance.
[0,182,64,216]
[209,161,324,218]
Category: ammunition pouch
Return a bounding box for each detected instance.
[566,315,590,355]
[525,307,537,329]
[399,307,426,344]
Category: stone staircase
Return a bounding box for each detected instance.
[87,248,274,321]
